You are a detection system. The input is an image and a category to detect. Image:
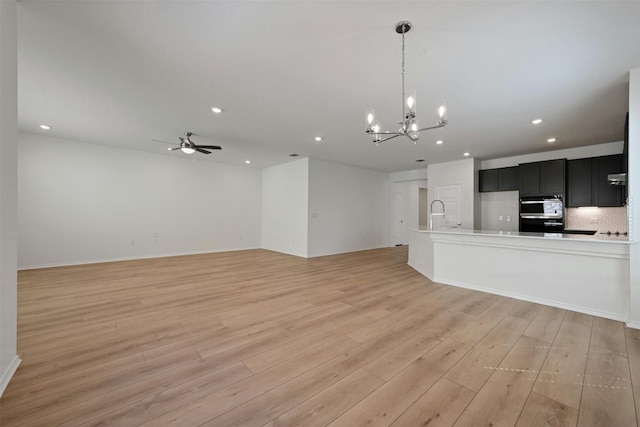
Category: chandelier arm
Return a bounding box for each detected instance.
[374,134,403,145]
[416,123,447,132]
[368,131,403,136]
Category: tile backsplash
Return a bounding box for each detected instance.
[565,206,628,234]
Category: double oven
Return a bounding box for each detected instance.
[519,195,564,233]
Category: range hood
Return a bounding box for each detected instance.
[607,113,629,187]
[608,173,627,186]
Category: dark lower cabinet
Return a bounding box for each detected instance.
[519,159,565,196]
[479,166,519,192]
[567,154,624,207]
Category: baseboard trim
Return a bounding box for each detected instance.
[0,355,21,398]
[432,276,627,323]
[18,246,261,270]
[626,321,640,330]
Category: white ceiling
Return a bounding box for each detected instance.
[17,1,640,173]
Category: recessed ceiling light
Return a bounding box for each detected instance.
[463,152,470,156]
[547,137,557,143]
[210,107,223,114]
[436,140,444,145]
[39,124,51,130]
[314,136,323,142]
[245,160,251,164]
[532,119,543,125]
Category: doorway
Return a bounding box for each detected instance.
[393,192,405,246]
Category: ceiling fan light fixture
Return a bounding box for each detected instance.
[181,147,195,154]
[365,21,448,145]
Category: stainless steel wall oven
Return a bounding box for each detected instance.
[519,195,564,233]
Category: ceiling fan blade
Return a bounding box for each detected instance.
[197,145,222,150]
[151,139,174,145]
[168,147,182,151]
[195,147,211,154]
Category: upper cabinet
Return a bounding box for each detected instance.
[479,166,519,192]
[567,154,624,207]
[519,159,566,196]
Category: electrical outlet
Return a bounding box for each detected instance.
[506,216,511,222]
[499,215,504,221]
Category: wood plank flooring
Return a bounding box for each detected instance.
[1,246,639,426]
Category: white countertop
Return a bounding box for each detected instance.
[413,227,631,243]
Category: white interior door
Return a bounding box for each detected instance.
[393,192,405,245]
[436,184,463,228]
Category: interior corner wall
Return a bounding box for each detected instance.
[627,67,640,327]
[307,159,389,257]
[18,133,262,268]
[473,158,482,229]
[427,158,477,229]
[261,158,309,258]
[0,0,19,397]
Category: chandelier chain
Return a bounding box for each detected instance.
[401,28,406,127]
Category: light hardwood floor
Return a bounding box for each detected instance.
[1,246,639,426]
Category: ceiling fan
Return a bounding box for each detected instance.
[158,132,222,155]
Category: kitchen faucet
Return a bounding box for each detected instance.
[429,199,445,231]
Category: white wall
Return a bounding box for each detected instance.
[261,158,309,257]
[0,0,19,397]
[307,158,389,257]
[427,158,477,229]
[628,68,640,327]
[481,141,623,169]
[18,133,262,268]
[480,191,519,231]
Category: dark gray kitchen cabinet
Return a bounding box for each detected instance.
[567,154,624,207]
[498,166,520,191]
[594,155,624,206]
[519,159,565,196]
[479,169,498,192]
[479,166,519,192]
[566,158,592,207]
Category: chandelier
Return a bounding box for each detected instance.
[365,21,448,145]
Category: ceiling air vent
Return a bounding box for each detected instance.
[289,153,300,157]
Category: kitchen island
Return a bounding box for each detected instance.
[407,228,631,323]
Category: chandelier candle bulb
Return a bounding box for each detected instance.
[406,91,417,114]
[438,101,447,123]
[366,108,375,132]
